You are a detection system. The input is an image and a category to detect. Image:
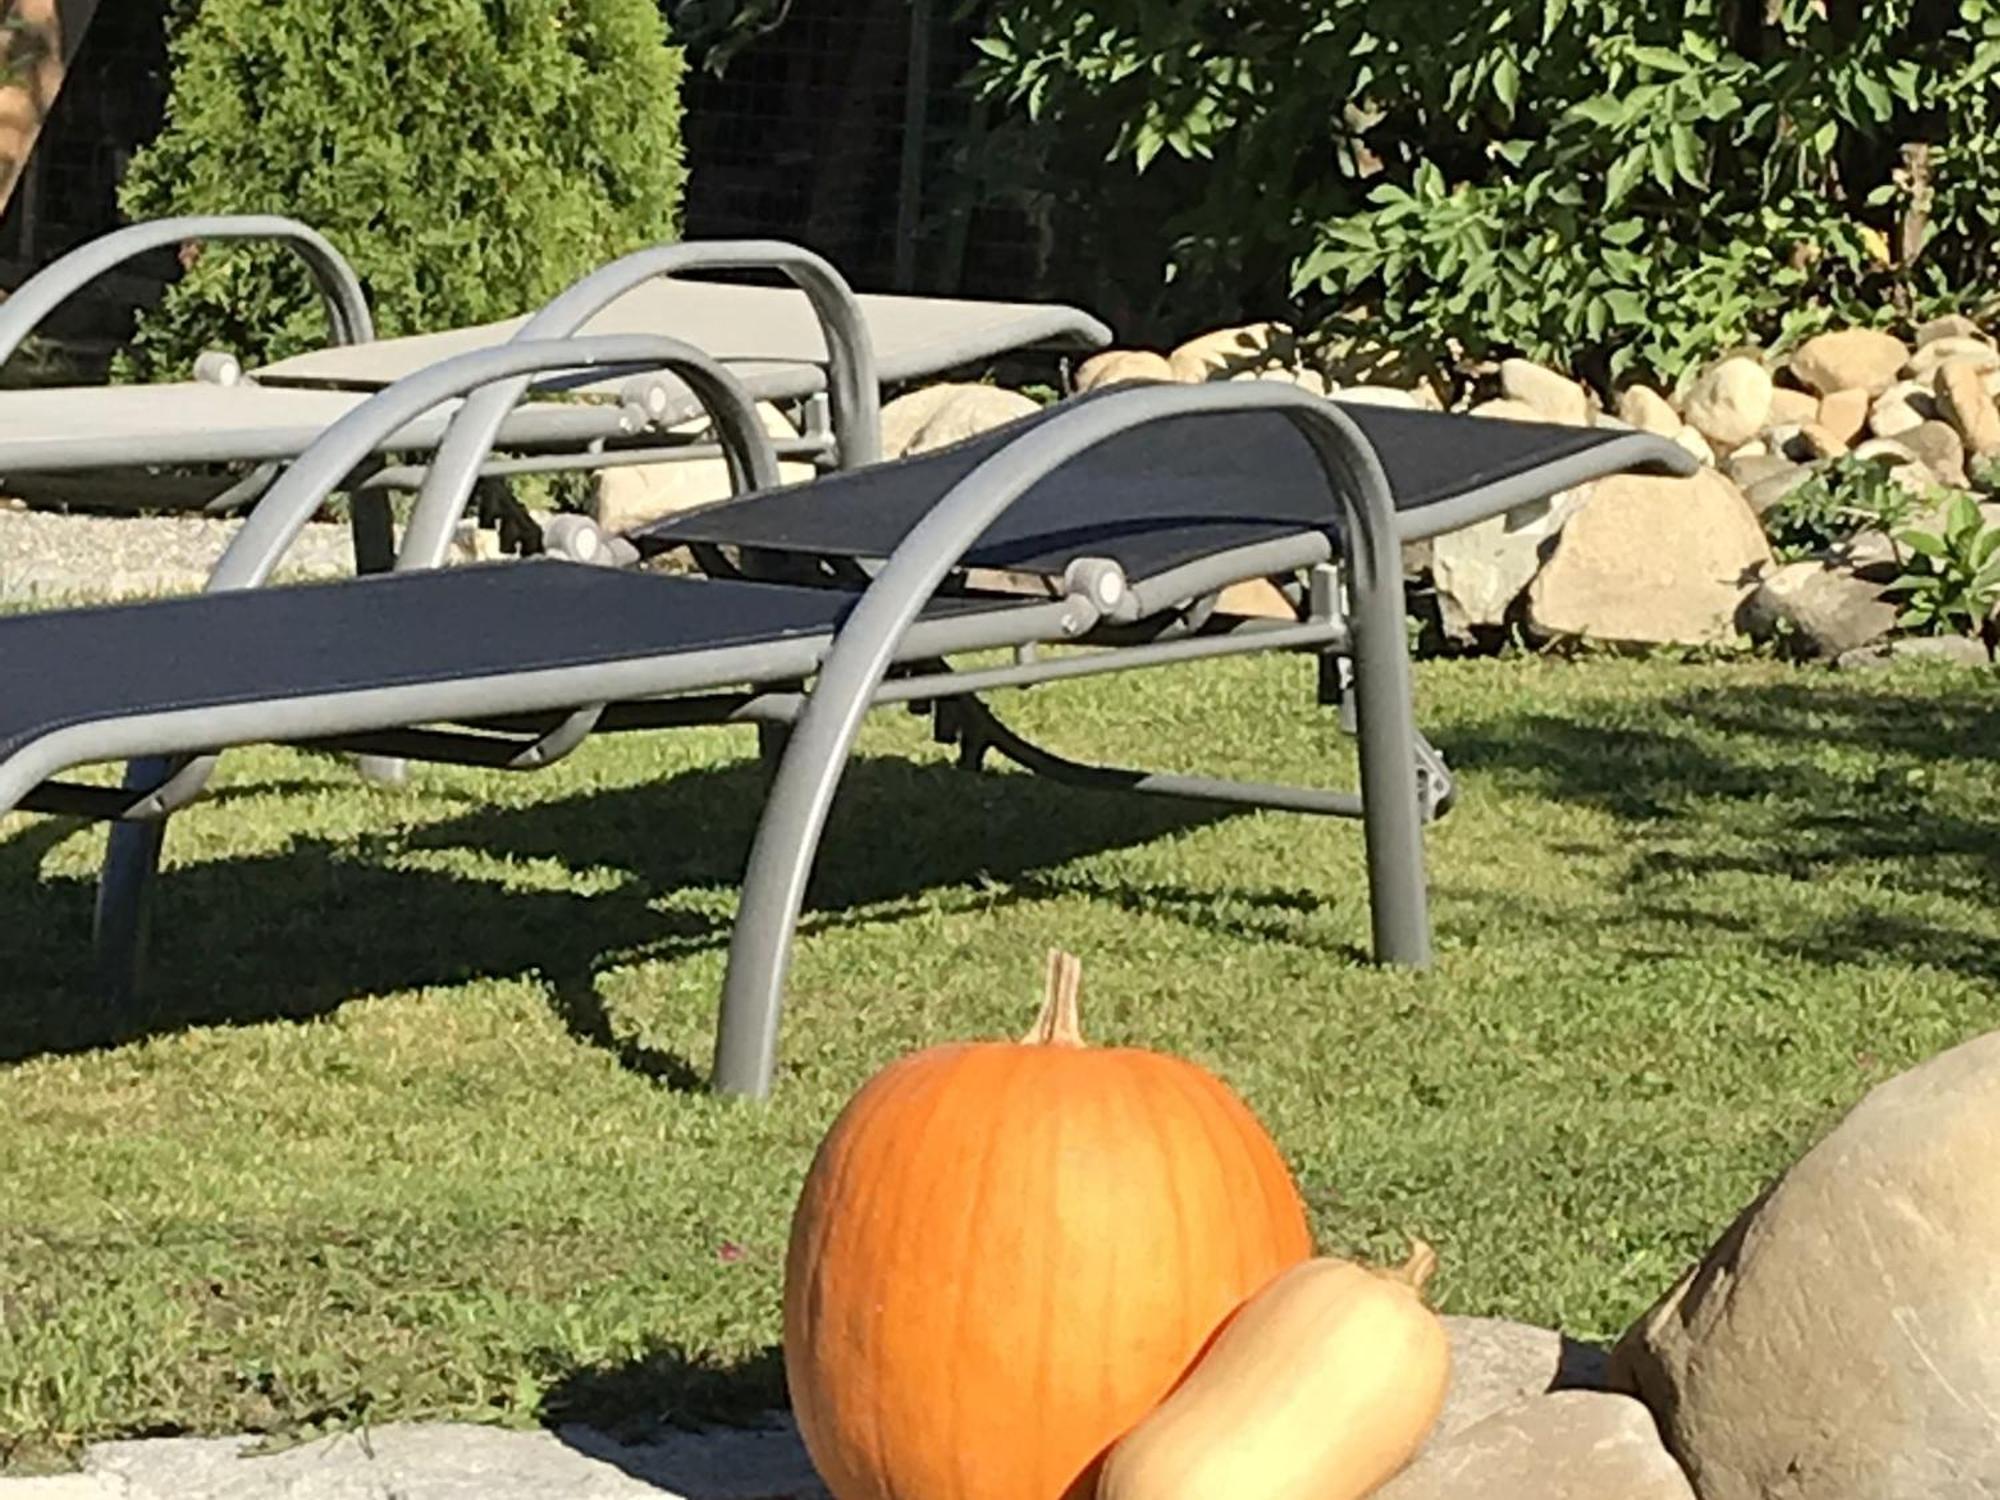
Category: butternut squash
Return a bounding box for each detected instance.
[1097,1244,1450,1500]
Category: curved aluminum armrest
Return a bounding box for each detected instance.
[714,381,1410,1094]
[0,215,374,368]
[398,240,879,572]
[210,333,780,591]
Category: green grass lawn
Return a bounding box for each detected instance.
[3,651,1998,1468]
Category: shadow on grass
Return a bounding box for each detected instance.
[1440,675,2000,975]
[0,753,1242,1072]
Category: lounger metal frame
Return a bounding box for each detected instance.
[5,336,1474,1098]
[0,218,892,532]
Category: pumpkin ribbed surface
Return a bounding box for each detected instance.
[783,955,1312,1500]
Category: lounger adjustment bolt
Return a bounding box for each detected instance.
[194,350,243,387]
[1062,557,1133,629]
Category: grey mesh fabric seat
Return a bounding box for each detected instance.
[0,215,1111,517]
[0,340,1692,1100]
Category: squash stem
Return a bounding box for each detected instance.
[1024,949,1086,1046]
[1390,1239,1439,1296]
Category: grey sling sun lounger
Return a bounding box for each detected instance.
[0,215,1112,515]
[0,331,1691,1099]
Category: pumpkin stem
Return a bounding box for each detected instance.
[1388,1239,1439,1296]
[1024,949,1087,1046]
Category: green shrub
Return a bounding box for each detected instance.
[1763,455,1923,563]
[971,1,2000,384]
[119,0,687,378]
[1890,492,2000,637]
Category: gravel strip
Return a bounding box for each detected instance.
[0,505,359,605]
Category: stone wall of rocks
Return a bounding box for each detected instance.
[1064,318,2000,669]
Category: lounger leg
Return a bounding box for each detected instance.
[93,788,168,1014]
[1345,560,1433,967]
[347,486,397,575]
[348,473,411,788]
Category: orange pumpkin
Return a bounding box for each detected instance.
[783,951,1313,1500]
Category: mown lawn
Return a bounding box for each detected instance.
[3,651,1997,1468]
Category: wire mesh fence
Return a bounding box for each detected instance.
[0,0,1046,345]
[678,0,1042,300]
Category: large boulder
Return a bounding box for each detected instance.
[1526,470,1772,645]
[590,403,813,533]
[1788,328,1911,397]
[1432,487,1588,640]
[881,383,1039,458]
[1610,1028,2000,1500]
[1378,1392,1696,1500]
[1739,561,1898,658]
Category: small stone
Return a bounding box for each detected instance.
[1683,356,1774,450]
[1935,361,2000,455]
[1739,561,1898,658]
[1431,1318,1608,1447]
[1836,635,1992,671]
[1527,469,1771,646]
[1889,460,1946,499]
[1792,422,1846,460]
[1830,529,1901,579]
[1376,1392,1696,1500]
[1760,424,1805,460]
[1744,466,1814,517]
[1851,436,1920,467]
[1611,1029,2000,1499]
[1727,439,1768,461]
[1073,349,1175,393]
[1671,426,1716,466]
[1499,359,1590,426]
[1168,322,1294,382]
[1234,366,1332,397]
[1331,383,1419,409]
[1616,384,1682,437]
[1906,336,2000,382]
[1915,313,1985,347]
[1768,387,1822,427]
[1868,398,1926,439]
[1815,387,1871,447]
[1901,420,1969,487]
[1727,452,1802,489]
[1788,327,1911,396]
[1469,397,1546,423]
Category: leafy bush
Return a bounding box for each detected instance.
[119,0,687,378]
[971,1,2000,384]
[1890,492,2000,637]
[1763,455,1923,562]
